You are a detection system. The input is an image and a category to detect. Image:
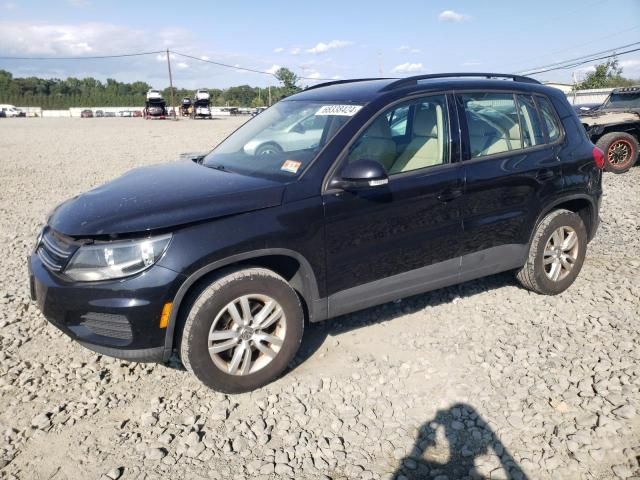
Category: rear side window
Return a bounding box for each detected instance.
[536,96,562,142]
[460,92,522,157]
[516,95,544,148]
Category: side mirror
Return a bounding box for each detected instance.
[331,159,389,190]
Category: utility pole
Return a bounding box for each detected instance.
[166,48,177,120]
[268,85,272,106]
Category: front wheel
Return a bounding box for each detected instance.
[596,132,639,174]
[180,268,304,393]
[516,209,587,295]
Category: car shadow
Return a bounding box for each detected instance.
[394,403,529,480]
[292,270,517,368]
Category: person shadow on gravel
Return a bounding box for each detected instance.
[393,403,529,480]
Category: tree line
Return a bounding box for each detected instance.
[0,67,303,108]
[574,58,638,90]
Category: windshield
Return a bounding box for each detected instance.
[604,92,640,109]
[203,100,362,181]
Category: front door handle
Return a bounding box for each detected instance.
[536,169,556,181]
[437,187,463,202]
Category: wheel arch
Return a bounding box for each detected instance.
[163,248,321,359]
[531,195,598,246]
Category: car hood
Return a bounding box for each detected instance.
[579,110,639,126]
[49,160,285,236]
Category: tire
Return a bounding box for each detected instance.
[596,132,639,174]
[516,209,587,295]
[255,142,283,156]
[180,268,304,393]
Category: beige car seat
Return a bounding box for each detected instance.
[390,105,443,174]
[347,115,397,171]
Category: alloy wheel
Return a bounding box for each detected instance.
[208,294,286,376]
[543,226,579,282]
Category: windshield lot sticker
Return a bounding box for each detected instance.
[315,105,362,116]
[281,160,302,174]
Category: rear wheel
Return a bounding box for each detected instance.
[255,142,283,156]
[180,268,304,393]
[596,132,639,174]
[516,209,587,295]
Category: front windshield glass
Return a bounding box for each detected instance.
[604,92,640,109]
[203,100,362,181]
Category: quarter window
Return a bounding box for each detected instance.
[536,96,561,142]
[347,95,449,175]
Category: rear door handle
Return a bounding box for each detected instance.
[437,187,463,202]
[536,169,556,181]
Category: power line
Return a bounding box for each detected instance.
[170,50,334,81]
[0,50,165,60]
[506,25,640,71]
[522,47,640,76]
[516,41,640,75]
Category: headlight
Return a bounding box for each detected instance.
[64,234,171,281]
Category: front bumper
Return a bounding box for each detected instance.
[29,253,185,362]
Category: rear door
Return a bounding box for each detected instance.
[456,91,564,278]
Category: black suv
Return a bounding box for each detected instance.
[29,73,603,393]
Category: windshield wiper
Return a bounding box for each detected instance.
[206,164,235,173]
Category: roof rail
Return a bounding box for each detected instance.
[381,73,541,91]
[304,78,392,91]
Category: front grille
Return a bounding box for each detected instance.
[37,229,76,272]
[80,312,133,341]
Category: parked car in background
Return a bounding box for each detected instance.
[0,104,22,117]
[252,106,268,116]
[578,85,640,173]
[118,110,133,118]
[104,112,116,117]
[95,110,104,118]
[133,110,142,118]
[29,73,603,393]
[80,110,93,118]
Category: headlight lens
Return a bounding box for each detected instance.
[64,234,171,281]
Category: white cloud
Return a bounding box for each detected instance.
[266,64,282,75]
[2,2,17,10]
[438,10,469,22]
[273,47,284,53]
[398,45,420,54]
[0,22,173,56]
[200,55,209,61]
[306,40,352,54]
[331,75,342,80]
[392,62,424,74]
[620,58,640,76]
[307,71,322,79]
[176,62,189,69]
[290,47,301,55]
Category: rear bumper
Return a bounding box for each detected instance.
[29,253,185,362]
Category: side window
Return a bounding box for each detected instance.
[516,95,544,148]
[347,95,448,175]
[299,114,326,131]
[460,92,522,158]
[387,105,410,138]
[536,96,561,142]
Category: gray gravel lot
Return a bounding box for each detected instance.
[0,117,639,480]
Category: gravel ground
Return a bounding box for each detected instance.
[0,117,639,480]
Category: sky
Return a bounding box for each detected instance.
[0,0,639,89]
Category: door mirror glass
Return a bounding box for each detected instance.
[333,159,389,190]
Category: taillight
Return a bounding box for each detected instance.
[592,146,605,169]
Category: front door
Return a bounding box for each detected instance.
[322,94,465,316]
